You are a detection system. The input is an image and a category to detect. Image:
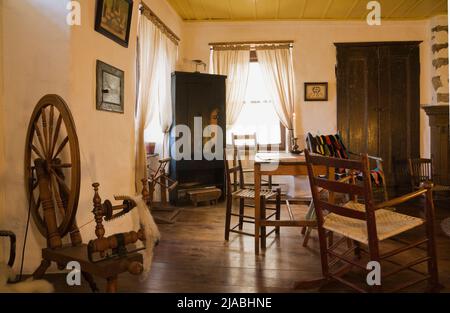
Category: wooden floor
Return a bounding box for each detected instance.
[46,198,450,293]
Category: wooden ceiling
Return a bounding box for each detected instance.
[167,0,448,21]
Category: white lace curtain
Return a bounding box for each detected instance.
[210,48,250,128]
[211,44,296,147]
[135,14,177,191]
[256,46,295,142]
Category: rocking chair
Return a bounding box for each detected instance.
[296,151,441,292]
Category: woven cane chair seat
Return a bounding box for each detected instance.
[323,201,424,244]
[342,200,395,212]
[232,188,277,199]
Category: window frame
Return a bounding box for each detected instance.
[227,50,286,151]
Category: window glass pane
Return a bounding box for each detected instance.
[227,62,281,145]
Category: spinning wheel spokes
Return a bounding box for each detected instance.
[25,95,80,239]
[51,114,63,158]
[53,136,69,159]
[49,167,71,195]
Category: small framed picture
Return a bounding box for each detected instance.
[95,0,134,48]
[96,60,124,113]
[304,82,328,101]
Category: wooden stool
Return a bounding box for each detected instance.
[187,188,222,206]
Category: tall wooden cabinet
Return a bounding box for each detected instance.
[169,72,227,204]
[336,42,421,189]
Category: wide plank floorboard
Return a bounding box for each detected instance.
[44,199,450,293]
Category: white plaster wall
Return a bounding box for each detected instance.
[0,0,6,264]
[0,0,183,273]
[1,0,72,272]
[67,0,141,260]
[68,0,181,257]
[182,19,435,156]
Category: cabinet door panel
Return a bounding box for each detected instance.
[337,43,420,190]
[336,46,379,155]
[379,45,420,187]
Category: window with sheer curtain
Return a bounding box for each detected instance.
[135,5,178,191]
[226,62,284,148]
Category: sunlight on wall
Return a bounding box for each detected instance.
[1,0,71,272]
[0,0,6,264]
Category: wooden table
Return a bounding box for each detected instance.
[254,152,332,254]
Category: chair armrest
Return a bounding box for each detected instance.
[375,188,428,209]
[348,151,383,162]
[367,155,383,162]
[337,175,354,183]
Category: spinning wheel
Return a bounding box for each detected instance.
[24,94,81,247]
[26,95,150,293]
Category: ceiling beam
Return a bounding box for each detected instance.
[199,0,210,20]
[403,0,425,17]
[167,0,448,21]
[301,0,308,18]
[276,0,281,19]
[228,0,233,20]
[169,0,186,20]
[186,0,197,20]
[322,0,334,19]
[227,0,233,19]
[386,0,408,18]
[345,0,360,19]
[429,0,447,17]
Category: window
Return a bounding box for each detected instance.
[227,61,285,149]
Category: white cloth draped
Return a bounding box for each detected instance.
[211,49,250,127]
[135,16,177,191]
[158,35,177,160]
[256,47,295,142]
[135,18,159,191]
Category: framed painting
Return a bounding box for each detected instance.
[95,0,134,47]
[304,82,328,101]
[96,60,124,113]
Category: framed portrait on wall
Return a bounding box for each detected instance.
[95,0,134,47]
[304,82,328,101]
[96,60,124,113]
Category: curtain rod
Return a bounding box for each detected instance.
[209,40,294,46]
[140,2,180,45]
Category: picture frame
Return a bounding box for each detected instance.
[95,0,134,48]
[304,82,328,101]
[96,60,124,114]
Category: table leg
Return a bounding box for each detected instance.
[254,163,261,254]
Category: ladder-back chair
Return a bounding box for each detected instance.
[302,133,389,247]
[224,148,281,241]
[301,150,440,292]
[409,158,450,198]
[231,133,273,191]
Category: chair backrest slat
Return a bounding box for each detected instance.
[314,177,365,197]
[409,158,433,188]
[317,200,367,220]
[305,150,375,225]
[306,152,364,172]
[227,166,241,174]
